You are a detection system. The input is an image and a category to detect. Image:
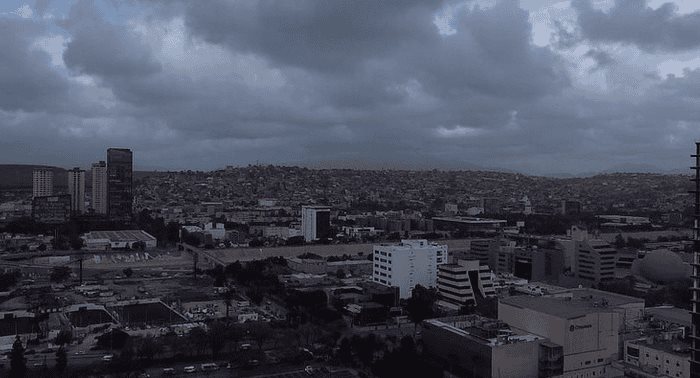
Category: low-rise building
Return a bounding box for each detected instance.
[422,315,557,378]
[624,336,690,378]
[499,294,621,377]
[81,230,157,250]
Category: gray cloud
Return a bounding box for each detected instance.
[0,18,69,112]
[0,0,698,174]
[573,0,700,52]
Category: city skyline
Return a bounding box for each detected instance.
[2,0,700,174]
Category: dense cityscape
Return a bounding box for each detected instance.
[5,0,700,377]
[0,144,697,377]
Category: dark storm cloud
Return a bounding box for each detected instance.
[573,0,700,52]
[182,0,442,73]
[1,0,699,174]
[0,18,69,112]
[62,0,161,78]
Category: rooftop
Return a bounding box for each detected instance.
[83,230,156,242]
[425,316,543,347]
[645,306,690,327]
[500,289,642,319]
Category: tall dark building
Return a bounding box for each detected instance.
[107,148,133,222]
[692,141,700,378]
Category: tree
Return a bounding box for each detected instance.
[336,269,346,279]
[122,268,134,278]
[54,330,73,347]
[9,336,26,378]
[55,347,67,374]
[136,337,161,361]
[208,322,228,359]
[222,289,234,318]
[613,234,625,249]
[70,236,84,251]
[247,322,272,353]
[50,266,72,283]
[405,285,437,332]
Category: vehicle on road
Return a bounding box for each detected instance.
[239,343,252,351]
[102,354,113,363]
[201,362,219,372]
[162,367,176,376]
[183,365,197,373]
[305,366,315,375]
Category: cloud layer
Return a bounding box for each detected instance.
[0,0,699,175]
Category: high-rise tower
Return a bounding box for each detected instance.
[692,141,700,378]
[32,168,53,198]
[67,167,85,213]
[107,148,133,222]
[91,161,108,214]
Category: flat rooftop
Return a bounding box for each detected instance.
[645,306,690,327]
[83,230,156,242]
[500,291,640,319]
[425,317,543,347]
[433,217,507,224]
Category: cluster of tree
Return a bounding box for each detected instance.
[135,209,180,247]
[612,235,648,249]
[50,266,72,283]
[598,277,691,310]
[405,285,438,330]
[334,334,441,378]
[0,270,20,291]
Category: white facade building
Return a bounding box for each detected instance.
[32,168,53,198]
[204,222,226,241]
[301,205,331,242]
[67,167,85,213]
[372,239,447,299]
[91,161,108,214]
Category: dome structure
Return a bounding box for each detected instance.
[632,250,690,283]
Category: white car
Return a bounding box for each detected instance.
[183,365,197,373]
[102,355,113,362]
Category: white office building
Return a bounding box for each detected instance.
[67,167,85,213]
[32,168,53,198]
[437,259,496,310]
[301,205,331,242]
[91,161,107,214]
[372,239,447,299]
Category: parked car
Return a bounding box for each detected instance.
[183,366,197,373]
[162,367,176,376]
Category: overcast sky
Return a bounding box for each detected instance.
[2,0,700,175]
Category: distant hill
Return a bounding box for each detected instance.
[0,164,158,190]
[0,165,67,190]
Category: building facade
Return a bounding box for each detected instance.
[31,194,71,224]
[372,239,447,299]
[67,167,85,214]
[422,315,555,378]
[32,168,53,198]
[437,259,495,310]
[624,337,690,378]
[499,295,621,378]
[107,148,133,222]
[91,161,108,214]
[301,205,331,242]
